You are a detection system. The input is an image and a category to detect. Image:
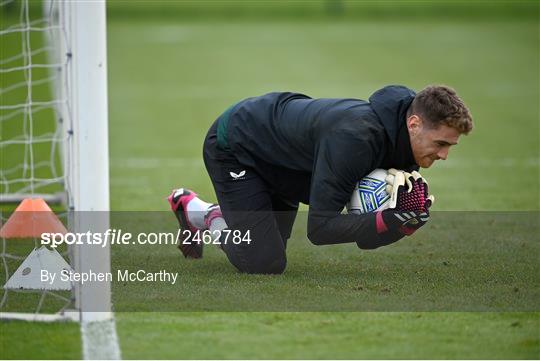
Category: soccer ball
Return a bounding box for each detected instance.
[347,168,391,214]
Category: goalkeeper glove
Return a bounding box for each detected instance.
[385,169,435,211]
[376,208,430,236]
[377,169,434,236]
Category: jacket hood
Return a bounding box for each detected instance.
[369,85,416,147]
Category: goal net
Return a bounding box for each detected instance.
[1,0,70,318]
[1,0,119,357]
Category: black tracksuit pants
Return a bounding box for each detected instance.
[203,119,310,274]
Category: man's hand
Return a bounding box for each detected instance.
[376,209,430,236]
[385,169,435,211]
[376,169,434,236]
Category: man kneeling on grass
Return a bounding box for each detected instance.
[168,85,473,274]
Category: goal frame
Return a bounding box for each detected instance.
[0,0,111,324]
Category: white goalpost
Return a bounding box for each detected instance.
[1,0,120,358]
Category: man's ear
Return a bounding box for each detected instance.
[407,115,422,136]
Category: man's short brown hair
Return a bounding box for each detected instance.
[409,85,473,134]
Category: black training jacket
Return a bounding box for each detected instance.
[224,85,419,249]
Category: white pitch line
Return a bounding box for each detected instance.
[110,156,539,170]
[434,157,538,169]
[110,157,204,169]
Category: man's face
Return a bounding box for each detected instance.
[407,115,461,168]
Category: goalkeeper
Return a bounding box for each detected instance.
[168,85,473,274]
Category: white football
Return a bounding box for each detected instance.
[347,168,391,214]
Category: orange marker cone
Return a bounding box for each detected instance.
[0,198,68,238]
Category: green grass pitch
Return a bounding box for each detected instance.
[1,3,539,359]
